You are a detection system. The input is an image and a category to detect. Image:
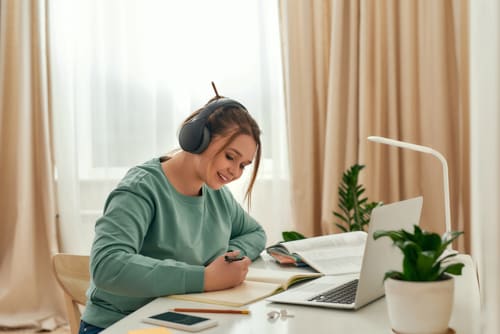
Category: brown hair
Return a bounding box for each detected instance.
[181,97,262,207]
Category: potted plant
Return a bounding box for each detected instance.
[281,164,381,242]
[373,225,464,334]
[333,164,382,232]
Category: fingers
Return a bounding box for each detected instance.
[224,255,250,286]
[227,249,240,255]
[203,252,251,291]
[225,250,247,260]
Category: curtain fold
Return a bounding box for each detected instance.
[280,0,470,252]
[0,0,65,329]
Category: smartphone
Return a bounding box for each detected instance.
[143,311,218,332]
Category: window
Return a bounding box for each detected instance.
[50,0,292,252]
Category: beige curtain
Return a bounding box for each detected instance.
[0,0,65,329]
[280,0,470,252]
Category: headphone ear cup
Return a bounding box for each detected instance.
[179,120,202,153]
[191,126,211,154]
[179,120,211,154]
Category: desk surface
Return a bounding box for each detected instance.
[102,254,480,334]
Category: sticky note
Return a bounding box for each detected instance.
[128,327,172,334]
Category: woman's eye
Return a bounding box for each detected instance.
[225,154,234,161]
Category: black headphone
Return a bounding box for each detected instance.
[178,97,247,154]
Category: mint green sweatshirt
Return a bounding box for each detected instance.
[81,158,266,328]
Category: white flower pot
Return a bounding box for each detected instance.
[384,276,454,334]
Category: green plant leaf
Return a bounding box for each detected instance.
[438,252,459,264]
[421,233,442,252]
[401,241,420,263]
[413,225,423,237]
[335,223,348,233]
[282,231,306,242]
[333,212,349,223]
[401,229,418,243]
[442,262,465,276]
[425,265,442,281]
[416,251,437,280]
[441,231,464,249]
[402,256,419,281]
[383,270,404,281]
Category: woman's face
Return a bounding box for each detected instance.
[199,133,257,190]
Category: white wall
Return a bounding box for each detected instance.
[470,1,500,333]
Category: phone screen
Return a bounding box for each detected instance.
[144,311,218,332]
[150,312,210,325]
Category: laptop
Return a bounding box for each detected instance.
[266,196,423,310]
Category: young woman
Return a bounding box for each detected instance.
[79,94,266,333]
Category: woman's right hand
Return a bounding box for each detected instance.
[203,251,251,292]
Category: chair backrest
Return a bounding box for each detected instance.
[52,254,90,334]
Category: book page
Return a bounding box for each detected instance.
[245,267,322,286]
[168,268,322,307]
[297,246,364,275]
[169,280,281,307]
[281,231,367,275]
[281,231,367,253]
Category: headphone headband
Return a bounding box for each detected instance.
[192,98,246,123]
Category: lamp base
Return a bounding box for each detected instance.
[392,327,455,334]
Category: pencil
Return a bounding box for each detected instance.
[172,308,250,315]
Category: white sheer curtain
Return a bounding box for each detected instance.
[470,1,500,333]
[49,0,292,253]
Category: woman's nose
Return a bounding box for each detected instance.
[228,165,240,179]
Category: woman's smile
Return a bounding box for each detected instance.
[217,171,230,183]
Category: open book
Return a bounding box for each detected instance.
[266,231,367,275]
[168,268,322,307]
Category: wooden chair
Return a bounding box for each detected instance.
[52,254,90,334]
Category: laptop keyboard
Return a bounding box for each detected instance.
[308,279,359,304]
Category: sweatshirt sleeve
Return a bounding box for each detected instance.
[222,188,267,260]
[90,187,205,298]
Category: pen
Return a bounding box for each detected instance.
[172,308,251,315]
[224,254,244,262]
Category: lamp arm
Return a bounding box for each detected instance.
[429,150,452,235]
[367,136,452,236]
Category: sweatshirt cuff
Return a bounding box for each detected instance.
[185,265,205,292]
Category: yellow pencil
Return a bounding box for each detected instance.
[172,308,250,315]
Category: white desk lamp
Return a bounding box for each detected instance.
[367,136,452,241]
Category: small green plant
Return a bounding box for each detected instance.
[281,164,380,240]
[333,164,381,232]
[373,225,465,281]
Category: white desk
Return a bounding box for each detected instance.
[102,254,480,334]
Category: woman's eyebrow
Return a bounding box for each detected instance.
[228,148,253,165]
[227,148,242,156]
